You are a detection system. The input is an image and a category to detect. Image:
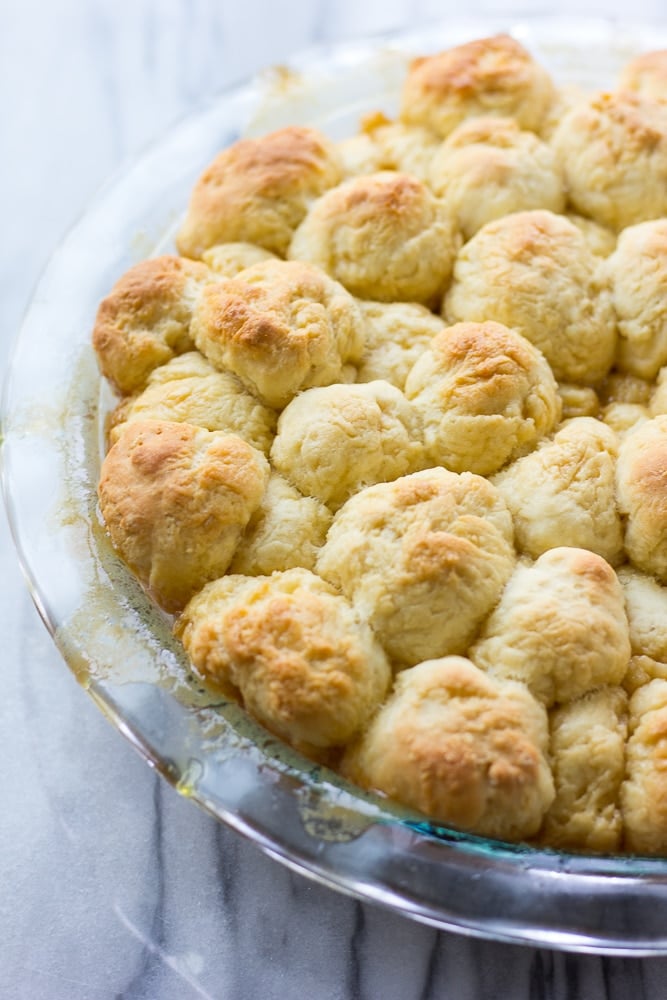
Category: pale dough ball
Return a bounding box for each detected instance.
[617,416,667,581]
[606,220,667,380]
[443,210,616,383]
[556,384,600,421]
[176,568,391,751]
[619,50,667,102]
[190,259,365,409]
[551,90,667,231]
[176,126,342,258]
[618,566,667,663]
[229,474,333,576]
[98,420,269,613]
[288,171,458,304]
[404,320,560,476]
[469,547,631,708]
[624,656,667,696]
[108,351,277,454]
[270,380,425,510]
[202,242,277,277]
[355,300,446,390]
[541,687,627,853]
[341,656,554,841]
[623,679,667,854]
[399,34,556,139]
[429,117,565,240]
[565,213,616,258]
[492,417,624,565]
[316,467,515,666]
[601,402,650,438]
[92,255,212,395]
[337,114,440,181]
[650,366,667,415]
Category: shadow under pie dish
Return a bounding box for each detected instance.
[8,18,667,954]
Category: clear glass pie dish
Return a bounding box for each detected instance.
[5,15,667,955]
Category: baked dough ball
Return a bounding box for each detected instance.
[491,417,624,564]
[176,126,342,258]
[98,420,269,612]
[541,687,627,853]
[317,468,515,666]
[624,656,667,696]
[202,242,277,278]
[617,416,667,581]
[650,366,667,415]
[176,568,391,751]
[92,255,211,395]
[565,213,616,258]
[288,171,458,304]
[556,384,600,421]
[429,117,565,240]
[618,566,667,664]
[404,320,560,476]
[602,402,650,438]
[108,351,277,454]
[619,50,667,102]
[229,473,332,576]
[551,91,667,232]
[443,210,615,383]
[399,34,556,139]
[190,259,365,409]
[623,679,667,854]
[270,381,425,511]
[355,300,446,389]
[469,547,631,708]
[341,656,553,841]
[606,220,667,380]
[337,113,440,181]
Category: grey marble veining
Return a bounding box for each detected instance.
[6,2,667,997]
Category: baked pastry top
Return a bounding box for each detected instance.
[92,32,667,854]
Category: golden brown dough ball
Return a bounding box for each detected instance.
[551,90,667,232]
[355,300,446,390]
[92,255,212,395]
[288,171,458,304]
[606,220,667,380]
[443,210,616,383]
[618,566,667,664]
[469,547,631,708]
[98,420,269,613]
[190,259,366,409]
[617,416,667,582]
[491,417,624,565]
[622,679,667,854]
[337,114,440,181]
[202,242,277,277]
[541,687,627,853]
[429,117,565,240]
[229,473,332,576]
[270,381,425,511]
[176,568,391,751]
[399,34,556,139]
[176,126,342,258]
[316,467,515,667]
[404,320,560,476]
[619,50,667,102]
[341,656,554,841]
[108,351,277,454]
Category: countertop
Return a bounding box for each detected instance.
[4,1,667,997]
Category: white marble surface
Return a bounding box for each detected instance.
[5,1,667,997]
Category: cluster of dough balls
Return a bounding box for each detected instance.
[93,33,667,853]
